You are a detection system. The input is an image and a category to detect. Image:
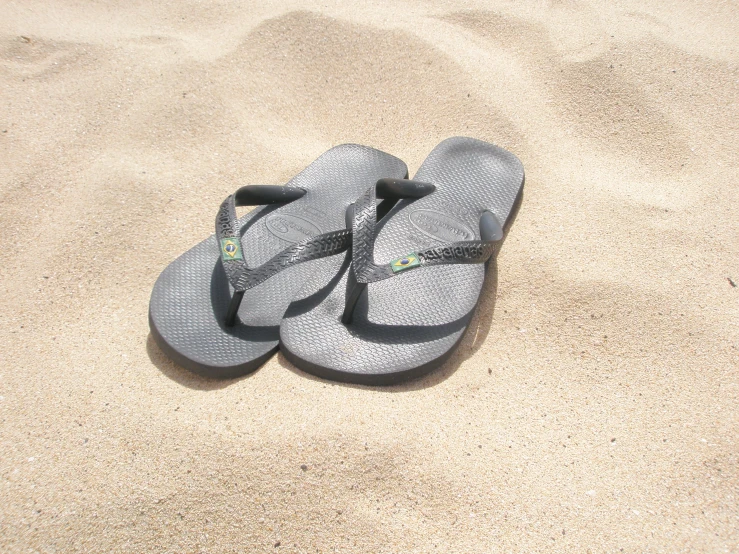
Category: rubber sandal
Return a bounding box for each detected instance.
[280,137,524,385]
[149,145,408,379]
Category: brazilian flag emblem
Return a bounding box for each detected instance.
[390,252,420,273]
[220,238,243,261]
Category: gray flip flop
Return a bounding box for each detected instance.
[149,145,408,379]
[280,137,524,385]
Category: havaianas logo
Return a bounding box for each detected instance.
[220,238,243,261]
[409,209,475,242]
[265,214,322,243]
[390,253,420,273]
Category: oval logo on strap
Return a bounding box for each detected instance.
[409,209,475,242]
[265,213,322,243]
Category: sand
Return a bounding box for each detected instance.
[1,1,737,552]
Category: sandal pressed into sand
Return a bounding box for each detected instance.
[149,145,408,378]
[280,137,524,385]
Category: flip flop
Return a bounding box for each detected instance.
[149,145,408,379]
[280,137,524,385]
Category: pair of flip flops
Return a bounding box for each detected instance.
[149,137,524,385]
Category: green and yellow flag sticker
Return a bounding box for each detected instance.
[220,238,243,262]
[390,252,420,273]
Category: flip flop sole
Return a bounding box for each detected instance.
[149,145,408,379]
[280,137,524,385]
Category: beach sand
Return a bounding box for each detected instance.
[1,1,737,551]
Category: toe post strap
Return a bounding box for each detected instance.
[341,179,503,324]
[216,185,351,326]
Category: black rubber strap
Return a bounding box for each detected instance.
[215,185,351,326]
[349,179,435,281]
[342,181,503,324]
[216,185,307,289]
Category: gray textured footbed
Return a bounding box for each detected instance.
[280,137,524,385]
[149,145,408,379]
